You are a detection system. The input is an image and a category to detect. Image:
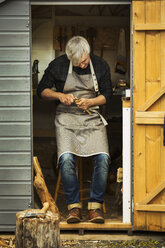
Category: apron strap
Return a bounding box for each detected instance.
[69,61,72,74]
[68,59,107,126]
[89,60,107,126]
[90,60,99,93]
[69,59,99,93]
[89,109,108,126]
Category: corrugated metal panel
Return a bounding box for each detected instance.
[0,152,31,166]
[0,108,30,121]
[0,138,31,151]
[0,212,18,225]
[0,168,31,180]
[0,33,29,46]
[0,93,30,106]
[0,197,31,210]
[0,1,29,15]
[0,63,30,76]
[0,123,30,136]
[0,0,32,232]
[0,182,31,195]
[0,17,29,31]
[0,226,16,232]
[0,48,30,61]
[0,78,30,91]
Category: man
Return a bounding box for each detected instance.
[37,36,112,223]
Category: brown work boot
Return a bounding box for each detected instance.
[67,208,82,224]
[88,209,104,223]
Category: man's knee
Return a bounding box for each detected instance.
[59,153,75,171]
[93,153,110,172]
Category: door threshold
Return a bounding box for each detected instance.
[60,219,132,230]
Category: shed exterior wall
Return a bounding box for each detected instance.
[0,0,32,231]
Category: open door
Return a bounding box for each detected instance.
[31,1,132,231]
[133,0,165,231]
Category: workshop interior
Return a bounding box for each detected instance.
[32,4,130,221]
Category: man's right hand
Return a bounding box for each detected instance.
[41,89,76,105]
[58,93,75,105]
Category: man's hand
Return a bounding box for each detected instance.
[75,98,92,110]
[58,93,75,105]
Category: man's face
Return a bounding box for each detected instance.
[76,53,90,69]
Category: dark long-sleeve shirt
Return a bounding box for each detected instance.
[37,53,112,104]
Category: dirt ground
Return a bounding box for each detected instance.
[61,239,165,248]
[60,231,165,248]
[0,233,165,248]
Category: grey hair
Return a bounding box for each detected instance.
[65,36,90,65]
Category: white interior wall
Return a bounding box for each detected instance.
[31,19,54,82]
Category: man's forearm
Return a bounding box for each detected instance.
[89,94,106,107]
[41,88,75,105]
[41,88,63,101]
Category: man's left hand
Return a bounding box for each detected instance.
[76,98,92,110]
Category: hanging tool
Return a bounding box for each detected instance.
[32,59,39,89]
[115,28,127,74]
[32,59,39,74]
[86,27,97,54]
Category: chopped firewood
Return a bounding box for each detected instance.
[0,238,8,247]
[0,237,15,248]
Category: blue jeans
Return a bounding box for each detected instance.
[59,153,110,207]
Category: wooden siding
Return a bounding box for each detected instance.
[0,48,30,61]
[0,152,31,166]
[133,0,165,231]
[0,0,32,232]
[0,123,30,136]
[0,197,31,210]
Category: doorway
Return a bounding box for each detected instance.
[31,2,131,230]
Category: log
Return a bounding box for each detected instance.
[33,156,60,217]
[15,155,61,248]
[16,209,60,248]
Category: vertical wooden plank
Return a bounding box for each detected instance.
[160,0,165,230]
[145,0,161,231]
[133,0,146,230]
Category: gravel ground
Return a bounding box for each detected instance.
[1,235,164,248]
[61,240,165,248]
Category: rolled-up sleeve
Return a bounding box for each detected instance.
[98,62,113,105]
[37,65,55,98]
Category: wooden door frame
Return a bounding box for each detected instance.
[30,0,133,231]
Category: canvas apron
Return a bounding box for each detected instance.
[55,60,109,162]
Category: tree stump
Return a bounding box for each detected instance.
[16,209,60,248]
